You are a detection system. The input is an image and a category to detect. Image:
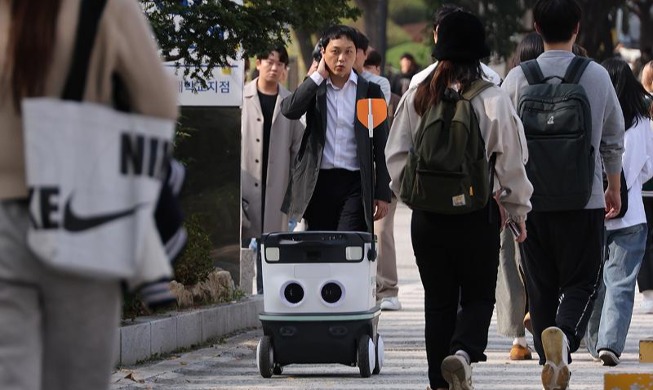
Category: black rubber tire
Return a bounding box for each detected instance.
[373,333,383,375]
[257,336,273,378]
[273,364,283,375]
[357,334,373,378]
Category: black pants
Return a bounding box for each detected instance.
[411,204,500,389]
[638,197,653,291]
[304,169,367,232]
[522,209,604,364]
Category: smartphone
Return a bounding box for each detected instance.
[312,42,323,62]
[507,219,521,238]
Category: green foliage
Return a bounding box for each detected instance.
[141,0,359,84]
[287,0,361,33]
[386,19,415,47]
[385,42,433,72]
[173,214,214,286]
[388,0,429,25]
[422,0,528,61]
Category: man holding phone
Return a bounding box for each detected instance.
[280,25,391,233]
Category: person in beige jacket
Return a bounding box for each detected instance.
[0,1,177,389]
[241,45,304,293]
[385,11,532,390]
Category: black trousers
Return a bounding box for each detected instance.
[411,204,500,389]
[638,197,653,291]
[304,169,367,232]
[521,208,604,364]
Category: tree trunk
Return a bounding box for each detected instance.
[295,28,316,75]
[354,0,389,72]
[576,0,620,62]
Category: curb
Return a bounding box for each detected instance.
[117,296,263,366]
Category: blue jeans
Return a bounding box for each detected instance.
[585,223,647,357]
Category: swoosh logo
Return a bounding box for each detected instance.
[63,195,145,232]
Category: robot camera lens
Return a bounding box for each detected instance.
[283,282,304,304]
[321,282,343,304]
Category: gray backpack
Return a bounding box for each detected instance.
[518,57,594,211]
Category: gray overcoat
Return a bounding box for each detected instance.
[241,79,304,240]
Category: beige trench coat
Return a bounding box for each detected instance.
[241,79,304,241]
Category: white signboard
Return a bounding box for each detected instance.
[166,60,244,107]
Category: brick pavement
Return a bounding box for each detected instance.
[112,203,653,389]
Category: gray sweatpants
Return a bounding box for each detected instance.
[0,200,121,390]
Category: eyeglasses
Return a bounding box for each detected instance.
[262,59,287,69]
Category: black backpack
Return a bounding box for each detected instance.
[518,57,594,211]
[399,79,495,214]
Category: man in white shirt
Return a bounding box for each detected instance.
[280,25,391,232]
[409,5,502,89]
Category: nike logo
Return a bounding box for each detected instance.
[63,195,146,232]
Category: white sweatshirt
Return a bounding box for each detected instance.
[606,117,653,230]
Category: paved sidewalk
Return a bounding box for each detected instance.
[112,203,653,389]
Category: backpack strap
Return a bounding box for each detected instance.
[563,56,591,84]
[461,79,493,101]
[460,80,498,222]
[519,60,545,85]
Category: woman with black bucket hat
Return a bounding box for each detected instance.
[386,11,533,390]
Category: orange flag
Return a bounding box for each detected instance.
[356,98,387,137]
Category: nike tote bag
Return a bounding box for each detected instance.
[21,0,175,279]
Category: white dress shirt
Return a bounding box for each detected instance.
[310,71,360,171]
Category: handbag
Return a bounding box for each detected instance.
[22,0,175,279]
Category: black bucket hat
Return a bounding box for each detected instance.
[433,11,490,61]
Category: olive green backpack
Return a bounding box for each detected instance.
[399,79,495,214]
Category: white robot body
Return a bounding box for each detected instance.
[260,231,377,314]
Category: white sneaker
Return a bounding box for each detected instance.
[379,297,402,311]
[641,297,653,314]
[541,326,571,390]
[441,353,473,390]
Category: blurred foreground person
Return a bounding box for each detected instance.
[0,1,177,389]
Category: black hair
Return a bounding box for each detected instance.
[364,50,383,68]
[508,32,544,69]
[255,45,289,65]
[414,60,482,116]
[400,53,419,74]
[8,0,63,112]
[401,53,417,63]
[533,0,582,44]
[572,43,588,57]
[433,3,464,29]
[320,25,358,50]
[356,30,370,53]
[601,57,652,129]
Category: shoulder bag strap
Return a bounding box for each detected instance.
[519,59,545,85]
[62,0,109,101]
[461,79,493,101]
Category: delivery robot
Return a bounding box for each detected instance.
[256,231,383,378]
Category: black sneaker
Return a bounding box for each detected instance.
[598,349,620,366]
